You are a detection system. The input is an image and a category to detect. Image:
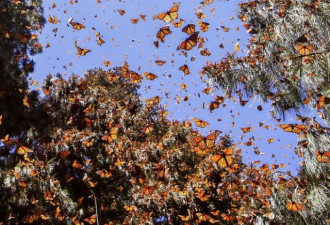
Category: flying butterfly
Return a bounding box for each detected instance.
[177,32,199,51]
[179,64,190,75]
[130,18,139,24]
[74,41,91,56]
[211,145,235,168]
[193,133,216,150]
[143,72,158,80]
[195,11,206,19]
[156,26,172,42]
[182,24,196,35]
[155,60,166,66]
[172,19,184,28]
[70,21,86,30]
[197,21,210,32]
[117,9,126,15]
[154,3,180,22]
[193,118,209,128]
[48,15,58,24]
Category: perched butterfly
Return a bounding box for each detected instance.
[295,44,313,55]
[154,3,180,22]
[84,214,97,224]
[317,96,330,110]
[221,213,235,222]
[286,201,304,211]
[279,124,307,134]
[177,32,199,51]
[17,145,33,155]
[74,41,91,56]
[143,124,154,134]
[197,21,209,32]
[196,213,209,222]
[315,151,330,163]
[22,211,41,224]
[70,21,86,30]
[211,146,235,168]
[96,169,112,178]
[179,64,190,75]
[142,186,156,196]
[172,18,184,28]
[193,118,209,128]
[156,26,172,42]
[193,133,216,150]
[143,72,158,80]
[182,24,196,35]
[124,205,136,212]
[59,150,70,159]
[48,15,58,24]
[102,127,118,143]
[178,215,190,221]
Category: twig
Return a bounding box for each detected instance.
[90,190,100,225]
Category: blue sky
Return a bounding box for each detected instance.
[31,0,302,174]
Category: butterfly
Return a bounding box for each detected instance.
[211,146,235,168]
[84,214,97,224]
[172,18,184,28]
[278,124,307,134]
[59,150,70,159]
[179,64,190,75]
[178,215,190,221]
[72,160,83,169]
[142,186,156,196]
[102,127,118,143]
[177,32,199,51]
[17,145,33,155]
[317,95,330,110]
[315,151,330,163]
[195,11,206,19]
[130,71,143,83]
[74,41,91,56]
[200,48,211,56]
[286,201,304,211]
[193,133,216,150]
[143,124,154,134]
[193,118,209,128]
[143,72,158,80]
[221,213,235,222]
[240,126,253,133]
[155,60,166,66]
[156,26,172,42]
[96,169,112,178]
[117,9,126,15]
[196,213,209,222]
[70,21,86,30]
[48,15,57,24]
[197,21,209,32]
[124,205,136,211]
[22,211,41,223]
[295,44,313,55]
[97,36,105,46]
[154,3,180,22]
[201,0,213,6]
[121,63,130,78]
[130,18,139,24]
[182,24,196,35]
[1,134,15,145]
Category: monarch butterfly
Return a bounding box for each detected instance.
[221,26,230,32]
[193,133,216,150]
[201,0,213,6]
[295,44,313,55]
[278,124,307,134]
[142,185,156,196]
[180,83,187,90]
[130,71,143,83]
[286,201,304,211]
[193,118,209,128]
[317,95,330,110]
[143,72,158,80]
[315,151,330,163]
[130,18,139,24]
[178,215,190,221]
[124,205,136,211]
[17,145,33,155]
[72,160,83,169]
[182,24,196,35]
[117,9,126,15]
[240,126,253,133]
[1,134,15,145]
[155,60,166,66]
[196,192,210,201]
[97,36,105,46]
[153,41,159,48]
[121,63,130,78]
[96,169,112,178]
[196,213,209,222]
[156,26,172,42]
[177,32,199,51]
[55,207,64,221]
[211,146,235,168]
[139,14,147,21]
[59,150,70,159]
[22,211,41,223]
[172,18,184,28]
[221,213,235,222]
[74,41,91,56]
[48,15,57,24]
[143,124,154,134]
[200,48,211,56]
[102,127,118,143]
[70,21,86,30]
[197,21,209,32]
[154,3,180,22]
[208,101,220,112]
[179,64,190,75]
[84,214,97,224]
[195,11,206,19]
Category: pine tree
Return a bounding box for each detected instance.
[203,0,329,224]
